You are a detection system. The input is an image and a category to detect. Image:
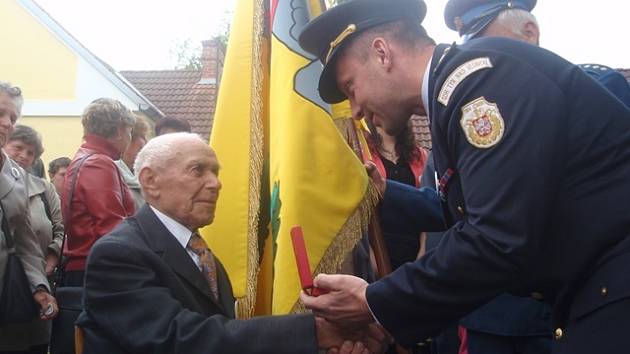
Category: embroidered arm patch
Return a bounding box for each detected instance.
[460,97,505,148]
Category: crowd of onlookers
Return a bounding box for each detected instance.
[0,80,193,354]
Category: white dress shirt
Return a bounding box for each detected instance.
[150,206,201,270]
[421,55,433,119]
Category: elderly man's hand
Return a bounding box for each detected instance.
[316,317,390,354]
[301,274,373,327]
[365,162,385,198]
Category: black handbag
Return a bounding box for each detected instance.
[0,201,39,325]
[50,154,92,354]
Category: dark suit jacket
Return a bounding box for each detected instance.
[77,205,317,354]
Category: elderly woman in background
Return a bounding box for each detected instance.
[5,125,64,273]
[2,125,64,353]
[60,98,136,287]
[115,115,149,211]
[0,83,58,354]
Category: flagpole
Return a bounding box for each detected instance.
[346,120,392,279]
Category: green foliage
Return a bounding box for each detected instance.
[213,9,233,47]
[169,8,232,70]
[170,39,202,70]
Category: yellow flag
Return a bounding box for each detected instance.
[269,0,377,314]
[200,0,269,319]
[204,0,377,318]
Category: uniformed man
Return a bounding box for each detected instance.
[444,0,630,107]
[296,1,630,354]
[439,3,630,350]
[442,2,552,353]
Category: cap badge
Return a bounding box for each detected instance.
[460,97,505,148]
[325,24,357,64]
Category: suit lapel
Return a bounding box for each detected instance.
[215,259,235,318]
[134,205,227,314]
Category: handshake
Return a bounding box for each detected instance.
[303,274,391,354]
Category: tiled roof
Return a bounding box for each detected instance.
[410,114,432,150]
[120,70,216,139]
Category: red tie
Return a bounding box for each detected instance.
[187,232,219,301]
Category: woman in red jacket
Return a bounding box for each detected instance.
[60,98,137,286]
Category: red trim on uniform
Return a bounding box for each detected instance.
[458,325,469,354]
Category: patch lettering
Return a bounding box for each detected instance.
[438,57,493,106]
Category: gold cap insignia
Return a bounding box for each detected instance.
[460,97,505,148]
[325,24,357,64]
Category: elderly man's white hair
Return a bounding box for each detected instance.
[134,132,204,175]
[495,8,539,37]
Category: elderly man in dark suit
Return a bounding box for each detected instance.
[77,132,386,354]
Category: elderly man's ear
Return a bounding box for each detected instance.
[138,167,160,200]
[522,21,540,46]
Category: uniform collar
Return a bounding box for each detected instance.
[150,205,194,250]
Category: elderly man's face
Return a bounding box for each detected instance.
[0,93,17,147]
[154,141,222,230]
[334,42,413,136]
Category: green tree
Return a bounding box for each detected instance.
[169,8,232,70]
[170,39,202,70]
[213,9,233,47]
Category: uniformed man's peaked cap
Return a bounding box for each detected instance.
[299,0,427,104]
[444,0,536,40]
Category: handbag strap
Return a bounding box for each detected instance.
[38,192,53,224]
[58,153,93,268]
[0,201,14,251]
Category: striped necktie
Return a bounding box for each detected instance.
[187,232,219,302]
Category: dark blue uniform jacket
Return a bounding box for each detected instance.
[368,37,630,346]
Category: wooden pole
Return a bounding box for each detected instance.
[345,120,392,279]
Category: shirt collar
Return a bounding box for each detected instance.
[150,205,194,249]
[421,54,433,119]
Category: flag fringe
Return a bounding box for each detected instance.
[291,179,380,313]
[236,0,266,319]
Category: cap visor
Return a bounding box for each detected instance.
[318,56,347,104]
